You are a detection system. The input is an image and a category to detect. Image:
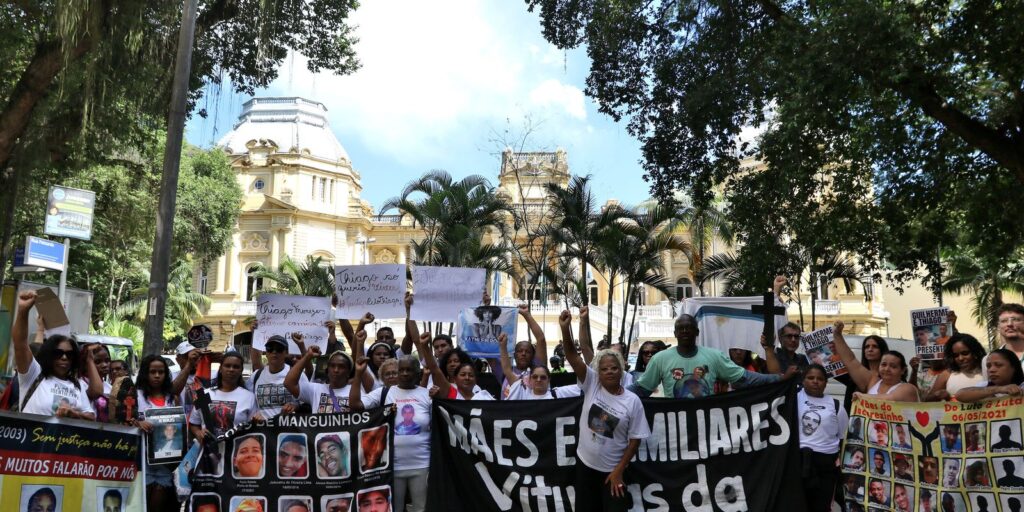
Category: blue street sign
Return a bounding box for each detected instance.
[23,236,66,272]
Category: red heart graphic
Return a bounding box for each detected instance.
[916,411,930,426]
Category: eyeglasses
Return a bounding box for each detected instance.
[54,349,75,360]
[782,334,801,339]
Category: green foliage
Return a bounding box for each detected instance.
[173,147,244,264]
[116,259,211,338]
[94,316,146,356]
[942,249,1024,347]
[527,0,1024,293]
[251,255,335,297]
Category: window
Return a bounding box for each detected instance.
[245,266,263,301]
[253,178,265,192]
[588,280,599,305]
[312,176,321,200]
[198,268,208,295]
[320,177,327,201]
[814,276,830,300]
[629,286,646,305]
[675,278,695,300]
[328,179,334,203]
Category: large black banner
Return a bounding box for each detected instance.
[428,380,805,512]
[191,407,395,512]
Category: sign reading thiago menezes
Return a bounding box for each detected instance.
[427,380,803,512]
[190,407,395,512]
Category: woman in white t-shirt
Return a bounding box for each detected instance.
[955,349,1024,402]
[11,291,97,420]
[426,332,495,401]
[559,310,650,512]
[350,327,432,512]
[286,342,356,414]
[797,364,849,512]
[188,351,261,440]
[79,343,112,420]
[132,354,181,512]
[832,321,919,402]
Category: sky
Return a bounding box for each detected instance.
[183,1,651,210]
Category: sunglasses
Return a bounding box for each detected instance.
[266,345,288,353]
[54,348,75,360]
[640,351,656,356]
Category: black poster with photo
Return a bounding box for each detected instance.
[191,406,395,512]
[145,406,186,465]
[427,380,804,512]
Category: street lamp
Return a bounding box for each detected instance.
[230,318,237,348]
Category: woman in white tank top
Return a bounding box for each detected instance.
[831,321,919,402]
[925,333,986,401]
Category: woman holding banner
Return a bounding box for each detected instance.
[11,291,97,420]
[955,348,1024,402]
[133,354,182,512]
[798,364,848,512]
[831,321,919,402]
[286,332,361,414]
[559,309,651,512]
[188,350,262,440]
[422,332,495,401]
[924,333,986,401]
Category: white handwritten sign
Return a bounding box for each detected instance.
[254,294,331,354]
[334,264,406,319]
[410,266,486,322]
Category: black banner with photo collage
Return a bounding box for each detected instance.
[190,406,395,512]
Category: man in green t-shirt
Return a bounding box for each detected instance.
[632,314,790,399]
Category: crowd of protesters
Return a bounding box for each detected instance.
[5,274,1024,512]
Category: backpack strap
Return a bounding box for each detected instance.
[379,385,391,406]
[18,375,44,413]
[832,398,841,415]
[251,368,264,388]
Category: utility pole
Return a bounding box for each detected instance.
[143,0,198,357]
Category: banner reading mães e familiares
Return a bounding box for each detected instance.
[428,380,804,512]
[841,395,1024,512]
[0,411,144,512]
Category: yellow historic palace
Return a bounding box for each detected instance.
[195,96,955,351]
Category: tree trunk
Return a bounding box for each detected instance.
[0,164,22,285]
[619,283,631,342]
[606,275,616,343]
[628,292,640,345]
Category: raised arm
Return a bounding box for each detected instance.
[498,328,518,386]
[82,346,104,400]
[172,350,198,396]
[579,306,595,365]
[956,384,1023,403]
[518,304,548,364]
[286,346,321,398]
[349,357,369,411]
[559,310,587,383]
[831,321,874,391]
[325,320,345,353]
[350,330,374,392]
[12,292,37,374]
[417,331,450,398]
[291,333,315,377]
[759,334,781,374]
[401,293,416,356]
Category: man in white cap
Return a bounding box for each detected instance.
[171,340,206,418]
[246,334,308,418]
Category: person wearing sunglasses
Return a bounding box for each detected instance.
[246,334,307,418]
[11,291,97,420]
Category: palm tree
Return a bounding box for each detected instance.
[696,252,743,295]
[250,255,335,297]
[116,259,211,331]
[806,252,867,330]
[674,194,733,295]
[942,250,1024,347]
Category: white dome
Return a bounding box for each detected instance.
[217,97,350,163]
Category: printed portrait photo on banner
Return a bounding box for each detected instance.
[869,420,889,446]
[892,482,914,512]
[965,422,987,453]
[919,489,937,512]
[941,424,963,454]
[919,455,940,485]
[848,416,864,441]
[277,433,310,479]
[279,496,314,512]
[994,456,1024,488]
[991,419,1024,451]
[942,457,962,487]
[233,434,267,479]
[1000,493,1024,512]
[964,458,992,487]
[356,486,392,512]
[152,423,184,459]
[20,484,62,512]
[969,492,996,512]
[868,448,890,477]
[867,478,891,506]
[191,494,221,512]
[891,422,912,451]
[359,425,389,474]
[842,474,864,501]
[321,494,354,512]
[96,487,126,512]
[229,496,267,512]
[843,445,866,471]
[198,442,225,477]
[893,453,915,481]
[941,491,967,512]
[316,432,352,479]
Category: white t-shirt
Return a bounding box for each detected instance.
[506,380,579,400]
[18,359,94,417]
[245,364,306,418]
[576,366,651,472]
[187,387,258,438]
[298,381,352,414]
[797,389,848,454]
[362,386,431,471]
[452,388,495,401]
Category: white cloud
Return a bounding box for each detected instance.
[528,79,587,120]
[266,1,590,166]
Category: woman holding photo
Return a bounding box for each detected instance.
[133,354,181,512]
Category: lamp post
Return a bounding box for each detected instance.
[230,318,237,348]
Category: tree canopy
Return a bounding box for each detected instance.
[527,0,1024,290]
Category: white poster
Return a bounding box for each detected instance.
[334,264,406,319]
[253,294,331,353]
[409,266,486,322]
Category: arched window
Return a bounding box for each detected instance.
[198,267,209,295]
[675,277,695,300]
[245,266,263,301]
